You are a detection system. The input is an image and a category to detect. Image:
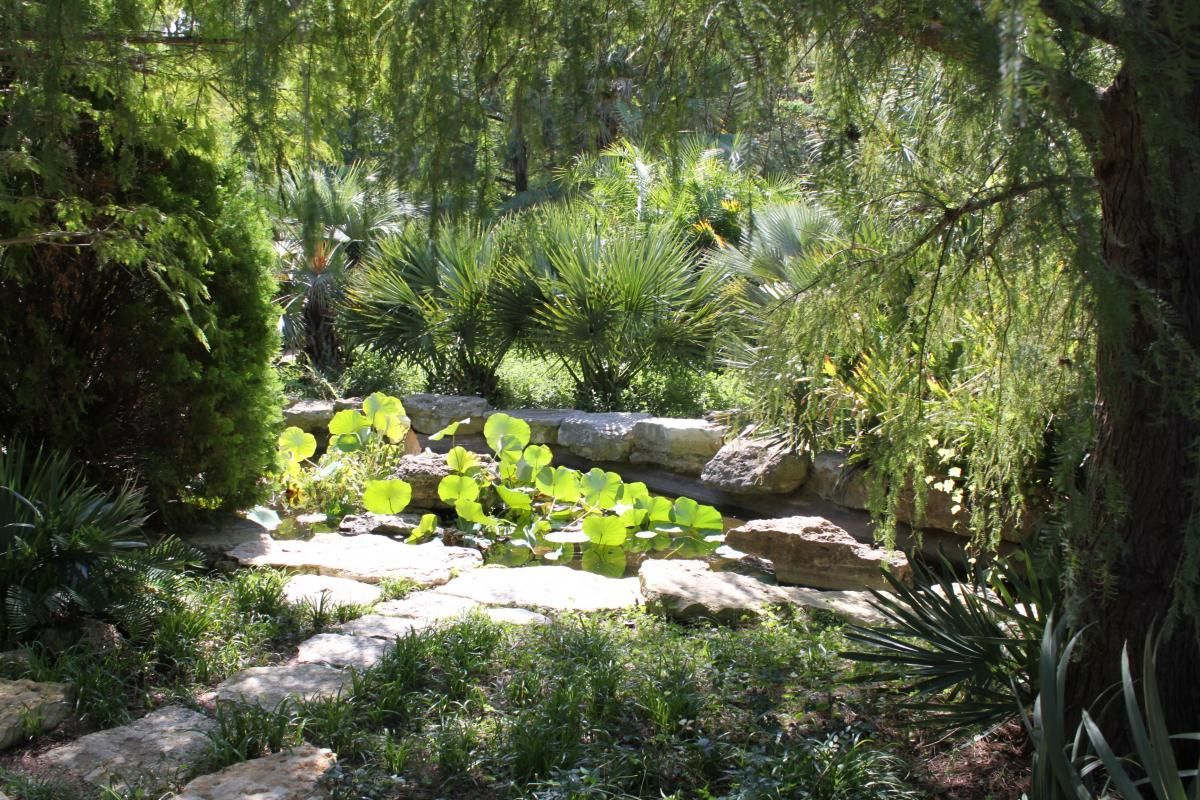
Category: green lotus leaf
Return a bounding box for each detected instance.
[646,496,674,523]
[438,474,481,503]
[278,426,317,461]
[455,498,491,525]
[671,497,724,531]
[430,418,470,441]
[363,392,405,432]
[580,468,623,509]
[495,483,533,511]
[362,479,413,515]
[618,481,650,504]
[329,409,370,436]
[484,413,531,453]
[446,446,480,475]
[581,544,627,578]
[331,433,361,453]
[384,415,411,443]
[582,515,628,547]
[522,444,553,470]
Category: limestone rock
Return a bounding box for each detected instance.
[630,418,726,475]
[486,409,574,444]
[431,566,642,611]
[558,412,652,462]
[639,559,793,624]
[0,678,71,750]
[807,451,870,510]
[283,575,382,608]
[282,399,335,435]
[404,393,490,435]
[700,438,810,494]
[727,516,910,591]
[226,533,481,586]
[179,512,274,556]
[296,634,391,669]
[391,451,454,509]
[332,614,429,639]
[374,590,548,626]
[41,706,215,788]
[215,664,349,710]
[175,745,335,800]
[786,587,889,626]
[338,512,426,537]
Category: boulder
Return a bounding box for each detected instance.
[296,634,391,669]
[215,664,349,710]
[391,451,456,509]
[639,559,887,626]
[338,512,426,537]
[431,566,642,612]
[806,451,869,510]
[41,706,215,789]
[226,533,481,586]
[630,418,726,475]
[0,678,71,750]
[404,393,491,435]
[486,409,574,444]
[558,412,652,462]
[178,512,273,556]
[282,399,335,434]
[726,516,910,591]
[283,574,382,608]
[174,745,335,800]
[700,437,810,494]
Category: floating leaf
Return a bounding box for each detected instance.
[362,479,413,515]
[581,545,626,578]
[484,413,531,453]
[328,409,369,436]
[583,515,628,547]
[522,444,553,470]
[438,474,481,503]
[278,427,316,461]
[488,542,532,566]
[580,468,622,509]
[446,446,480,475]
[545,527,589,544]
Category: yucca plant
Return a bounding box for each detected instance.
[341,222,526,399]
[0,440,199,644]
[843,552,1056,728]
[275,161,417,374]
[512,209,732,409]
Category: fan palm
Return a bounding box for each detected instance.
[512,208,732,409]
[340,222,524,399]
[275,161,417,374]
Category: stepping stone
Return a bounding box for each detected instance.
[332,614,429,640]
[175,744,335,800]
[296,634,391,669]
[431,566,642,612]
[0,678,71,750]
[283,575,381,608]
[638,559,885,626]
[337,512,426,537]
[726,516,910,591]
[40,705,215,789]
[215,664,349,710]
[225,533,482,586]
[375,591,548,626]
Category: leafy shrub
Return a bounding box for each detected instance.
[337,347,426,398]
[0,98,283,511]
[0,441,201,645]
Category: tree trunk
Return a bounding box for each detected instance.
[1074,64,1200,745]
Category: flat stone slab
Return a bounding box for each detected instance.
[0,678,71,750]
[558,412,652,462]
[175,745,335,800]
[487,409,574,444]
[179,513,274,556]
[41,706,215,789]
[630,418,726,475]
[727,516,910,591]
[431,566,642,612]
[374,590,548,626]
[404,393,491,435]
[226,533,481,586]
[640,560,885,626]
[701,437,810,494]
[338,512,426,537]
[296,634,391,669]
[332,614,429,639]
[283,575,382,608]
[215,664,349,710]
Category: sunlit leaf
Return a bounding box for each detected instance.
[430,418,470,441]
[328,409,369,436]
[522,444,553,470]
[583,515,628,547]
[363,392,405,432]
[671,497,724,531]
[580,468,622,509]
[362,479,413,514]
[495,483,532,510]
[278,426,317,461]
[446,446,480,474]
[438,474,481,503]
[484,413,531,452]
[581,544,626,578]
